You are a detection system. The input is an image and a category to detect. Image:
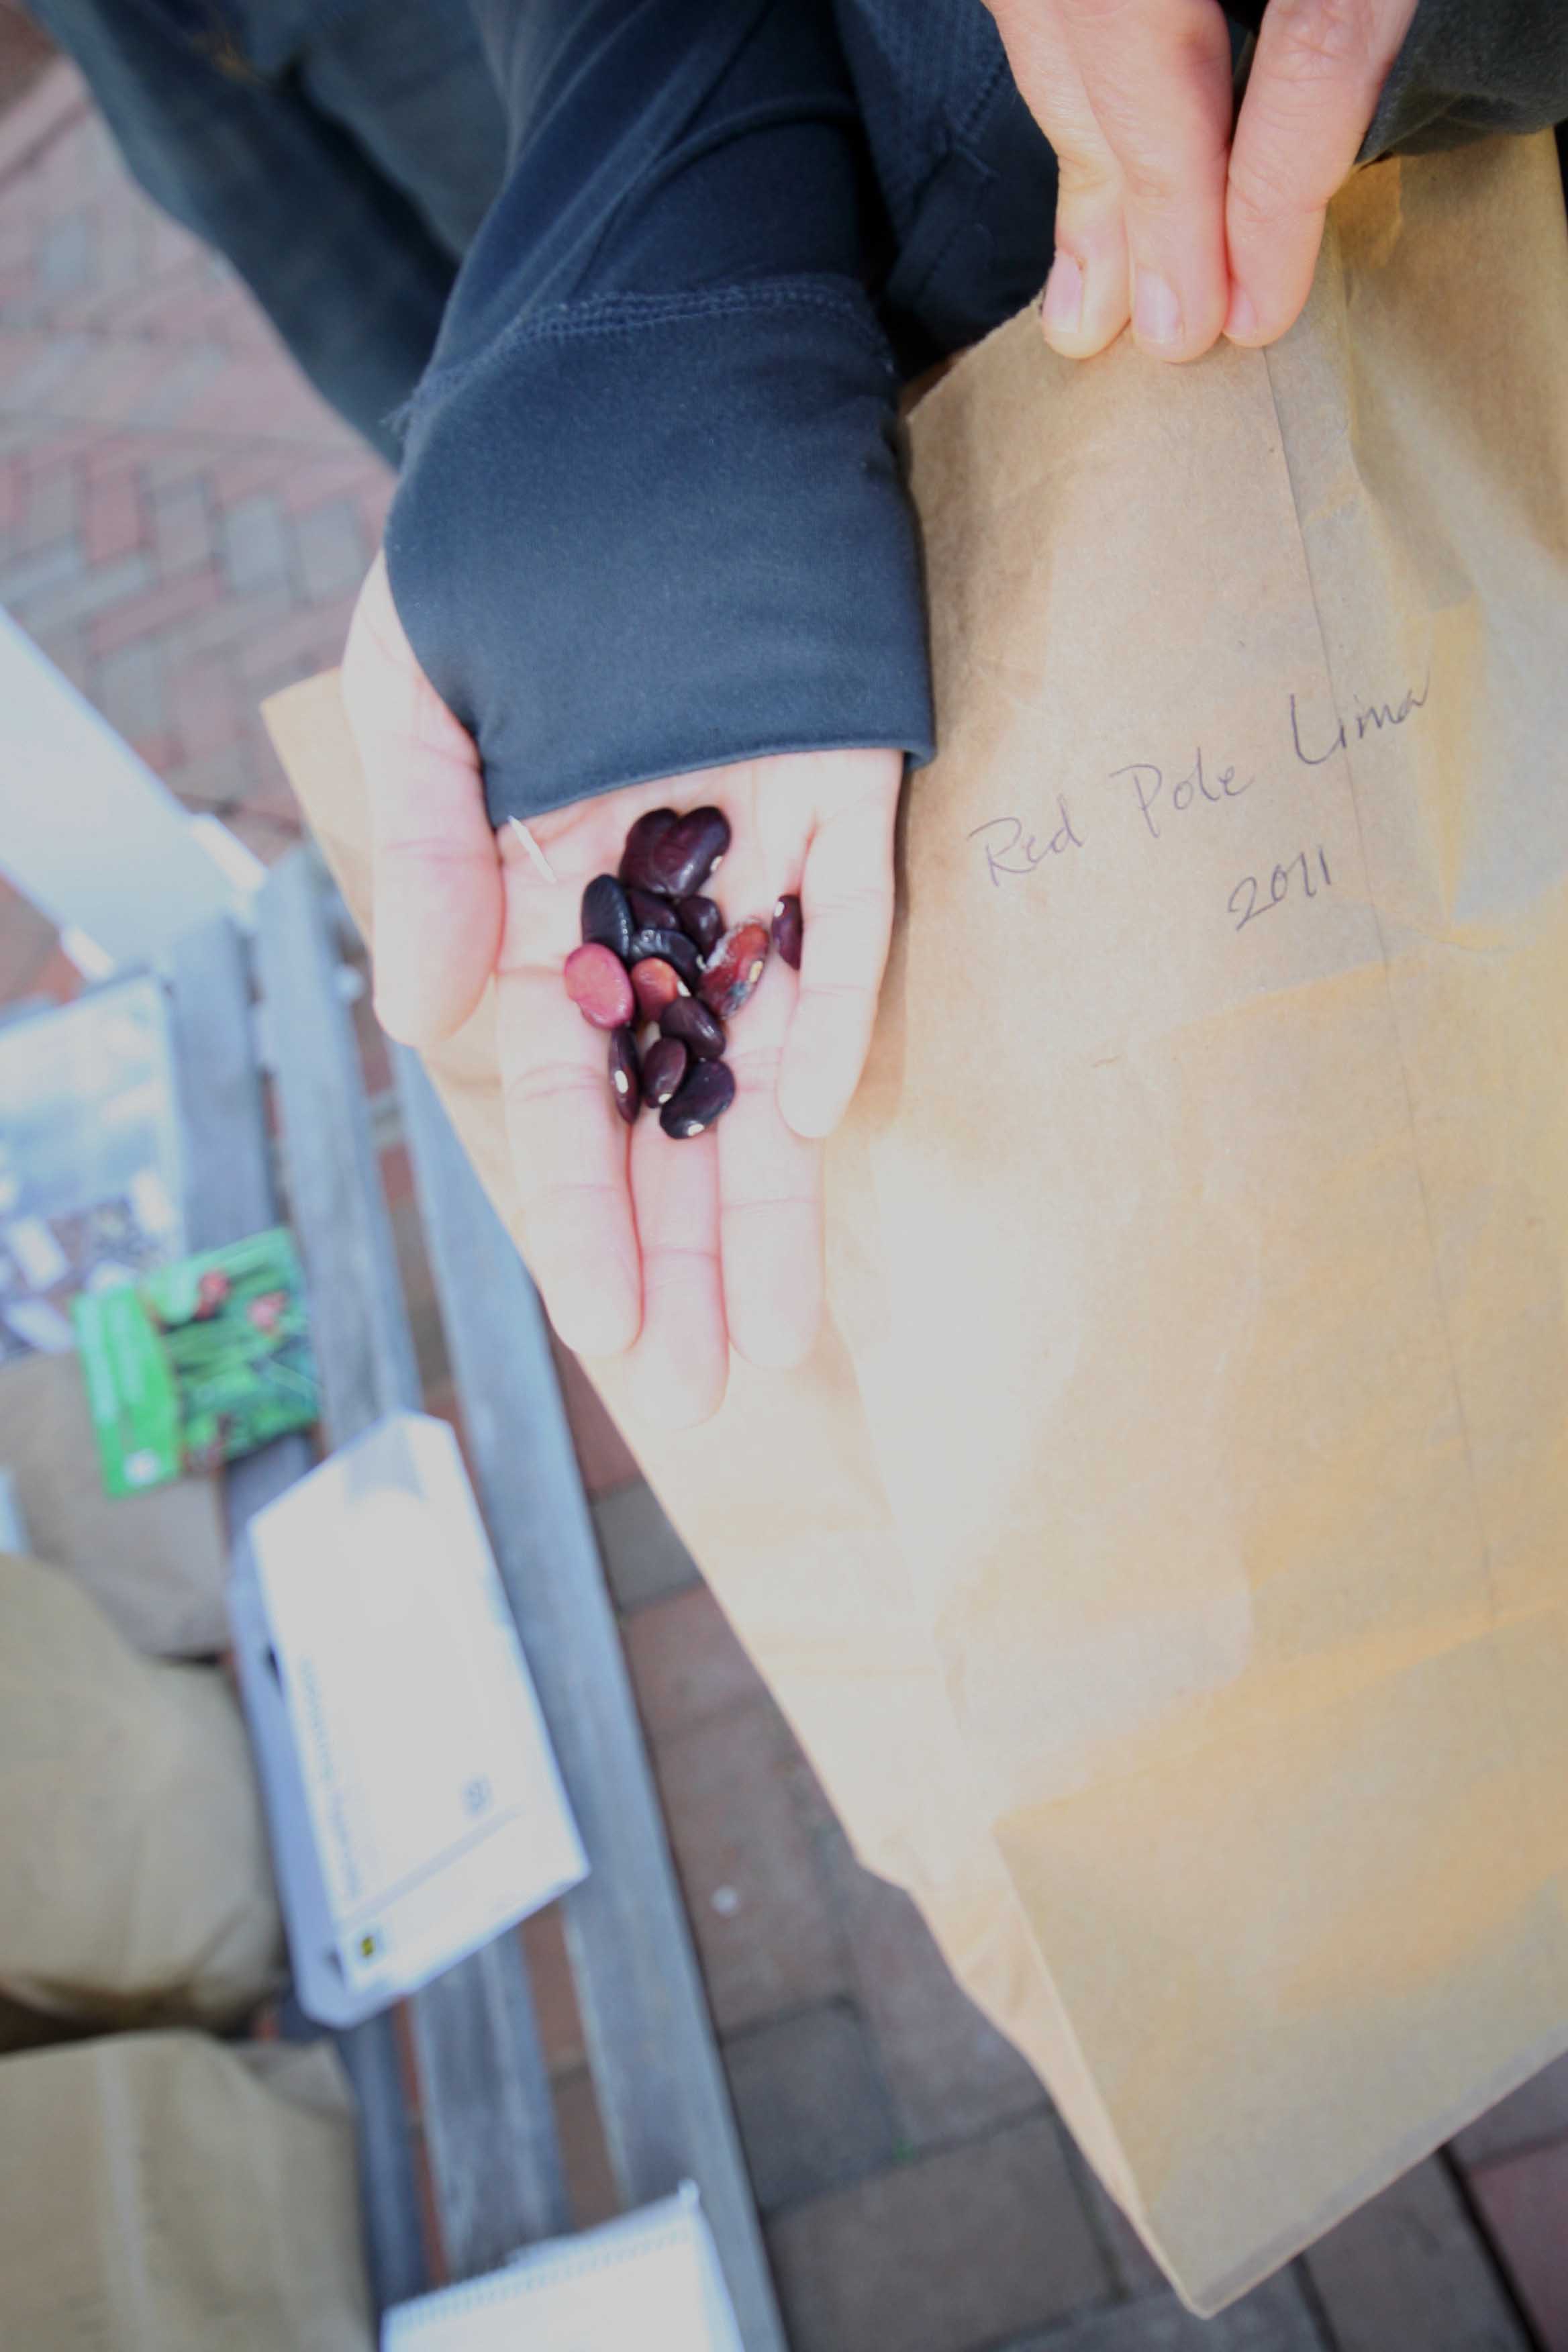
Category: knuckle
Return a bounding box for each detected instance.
[1116,150,1190,210]
[1055,146,1120,201]
[1226,140,1309,232]
[1265,0,1377,81]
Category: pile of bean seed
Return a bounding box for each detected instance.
[561,804,803,1138]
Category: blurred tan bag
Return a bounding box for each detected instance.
[0,1553,282,2029]
[0,1349,228,1655]
[266,136,1568,2311]
[0,2032,371,2351]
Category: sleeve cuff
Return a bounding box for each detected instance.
[384,276,936,826]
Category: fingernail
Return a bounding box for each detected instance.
[1226,287,1259,342]
[1133,269,1182,349]
[1040,253,1084,338]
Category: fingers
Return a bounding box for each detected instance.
[719,957,825,1374]
[777,752,901,1141]
[495,841,642,1361]
[997,2,1134,357]
[625,1111,728,1426]
[1224,0,1417,344]
[343,554,502,1046]
[1059,0,1235,360]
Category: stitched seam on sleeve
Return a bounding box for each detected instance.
[403,276,895,422]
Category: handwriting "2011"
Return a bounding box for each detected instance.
[1228,846,1332,933]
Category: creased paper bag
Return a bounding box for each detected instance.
[0,1349,228,1656]
[0,2032,372,2351]
[0,1553,283,2028]
[265,134,1568,2312]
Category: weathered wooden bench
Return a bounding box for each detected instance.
[167,846,784,2349]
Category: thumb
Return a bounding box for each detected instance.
[342,553,503,1046]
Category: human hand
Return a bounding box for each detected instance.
[342,554,901,1427]
[987,0,1418,361]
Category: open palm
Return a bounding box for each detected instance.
[343,554,901,1427]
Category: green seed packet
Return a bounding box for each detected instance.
[72,1228,318,1496]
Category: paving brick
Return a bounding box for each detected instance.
[553,2067,618,2230]
[12,546,152,635]
[548,1334,640,1495]
[1066,2154,1169,2300]
[93,636,166,740]
[518,1904,585,2078]
[591,1478,701,1612]
[34,212,89,295]
[0,876,56,1006]
[129,730,181,780]
[150,580,293,663]
[166,742,262,810]
[19,454,75,549]
[820,1827,1046,2150]
[1304,2158,1532,2352]
[767,2114,1110,2352]
[81,462,145,564]
[219,489,294,595]
[1467,2141,1568,2351]
[1451,2053,1568,2167]
[150,477,213,575]
[29,620,89,693]
[726,2002,897,2212]
[0,530,83,607]
[281,450,389,516]
[87,560,223,657]
[654,1698,851,2034]
[225,805,302,863]
[236,590,357,694]
[1003,2273,1326,2352]
[125,340,231,430]
[166,648,246,761]
[624,1583,765,1741]
[294,494,365,601]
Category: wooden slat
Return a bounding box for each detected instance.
[255,851,422,1438]
[409,1938,573,2266]
[166,917,272,1247]
[255,852,570,2288]
[393,1046,787,2352]
[165,919,314,1549]
[166,909,430,2314]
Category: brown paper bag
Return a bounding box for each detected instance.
[0,2032,372,2350]
[0,1553,283,2028]
[0,1350,228,1655]
[265,134,1568,2312]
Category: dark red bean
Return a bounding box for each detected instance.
[642,1034,688,1108]
[628,925,701,986]
[564,942,634,1030]
[659,1056,736,1138]
[581,873,633,961]
[608,1026,641,1124]
[642,806,730,898]
[699,920,770,1020]
[630,957,682,1021]
[771,893,803,971]
[618,807,679,891]
[659,995,725,1059]
[626,885,671,932]
[677,894,724,955]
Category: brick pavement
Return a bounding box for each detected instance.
[1,59,1565,2352]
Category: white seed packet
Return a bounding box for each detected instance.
[230,1410,587,2026]
[381,2185,743,2352]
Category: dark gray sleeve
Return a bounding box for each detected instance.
[385,0,933,829]
[1361,0,1568,154]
